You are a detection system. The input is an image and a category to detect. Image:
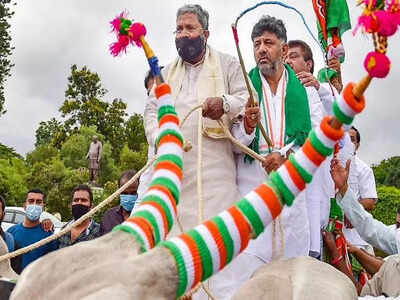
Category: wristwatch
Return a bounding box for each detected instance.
[222,95,230,114]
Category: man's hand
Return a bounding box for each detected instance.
[202,97,224,120]
[244,98,260,134]
[328,57,341,74]
[41,218,54,232]
[262,152,286,174]
[330,158,351,196]
[322,229,338,255]
[296,71,320,90]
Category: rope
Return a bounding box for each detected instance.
[0,156,157,262]
[197,109,204,224]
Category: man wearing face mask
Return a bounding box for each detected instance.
[58,184,100,248]
[7,189,58,271]
[144,4,248,236]
[100,170,138,235]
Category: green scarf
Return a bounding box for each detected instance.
[245,64,311,162]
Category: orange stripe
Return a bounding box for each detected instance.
[155,83,171,99]
[320,116,344,141]
[159,114,179,128]
[148,185,177,214]
[255,183,283,219]
[343,83,366,113]
[228,206,251,251]
[284,160,305,191]
[158,135,183,148]
[303,139,325,166]
[127,217,155,248]
[154,161,183,180]
[204,220,228,269]
[145,201,169,239]
[180,234,203,288]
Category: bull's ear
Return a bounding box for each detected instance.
[0,278,16,299]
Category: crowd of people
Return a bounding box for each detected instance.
[1,3,398,299]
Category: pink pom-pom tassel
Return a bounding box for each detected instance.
[128,23,147,47]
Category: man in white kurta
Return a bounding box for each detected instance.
[343,127,378,253]
[143,5,247,236]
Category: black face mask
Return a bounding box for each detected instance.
[175,35,205,63]
[72,204,90,220]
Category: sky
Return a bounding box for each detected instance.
[0,0,398,166]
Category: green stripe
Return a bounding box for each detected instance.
[264,180,285,207]
[270,171,295,206]
[156,154,183,170]
[158,106,177,122]
[212,216,234,264]
[150,177,180,205]
[309,131,333,157]
[141,195,174,232]
[113,224,146,253]
[236,198,264,237]
[333,101,354,125]
[155,128,184,147]
[289,154,313,183]
[132,211,160,244]
[160,240,188,298]
[187,229,213,281]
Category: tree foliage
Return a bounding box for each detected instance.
[372,156,400,189]
[372,185,400,225]
[35,118,66,148]
[0,157,28,207]
[0,0,15,117]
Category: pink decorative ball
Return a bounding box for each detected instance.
[375,10,398,36]
[358,15,379,33]
[364,51,391,78]
[129,22,147,45]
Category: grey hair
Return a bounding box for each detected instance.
[176,4,209,30]
[251,15,287,42]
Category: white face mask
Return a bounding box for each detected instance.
[25,204,43,221]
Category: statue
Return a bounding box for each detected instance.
[86,135,102,184]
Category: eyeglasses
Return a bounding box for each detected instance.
[173,28,204,36]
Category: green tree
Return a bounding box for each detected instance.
[0,142,22,159]
[119,143,148,172]
[0,0,15,117]
[59,65,127,160]
[125,113,147,152]
[372,156,400,189]
[35,118,66,148]
[372,185,400,225]
[0,157,28,206]
[26,144,59,166]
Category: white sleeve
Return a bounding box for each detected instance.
[337,188,397,255]
[231,117,255,154]
[144,91,159,148]
[306,87,324,129]
[359,165,378,199]
[317,82,338,116]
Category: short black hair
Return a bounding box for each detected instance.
[118,169,137,187]
[251,15,287,42]
[288,40,314,74]
[72,184,93,204]
[351,126,361,144]
[27,189,46,202]
[0,195,5,212]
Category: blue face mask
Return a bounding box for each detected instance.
[25,204,43,221]
[120,194,138,212]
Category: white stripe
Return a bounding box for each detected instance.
[135,204,166,240]
[245,191,273,228]
[219,210,242,257]
[157,93,174,107]
[144,189,176,218]
[315,126,336,149]
[123,221,150,251]
[337,94,357,118]
[157,142,183,158]
[159,122,180,134]
[278,165,300,197]
[170,237,195,293]
[295,149,317,175]
[152,169,181,191]
[196,224,221,273]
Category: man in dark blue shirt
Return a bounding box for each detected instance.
[7,189,58,270]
